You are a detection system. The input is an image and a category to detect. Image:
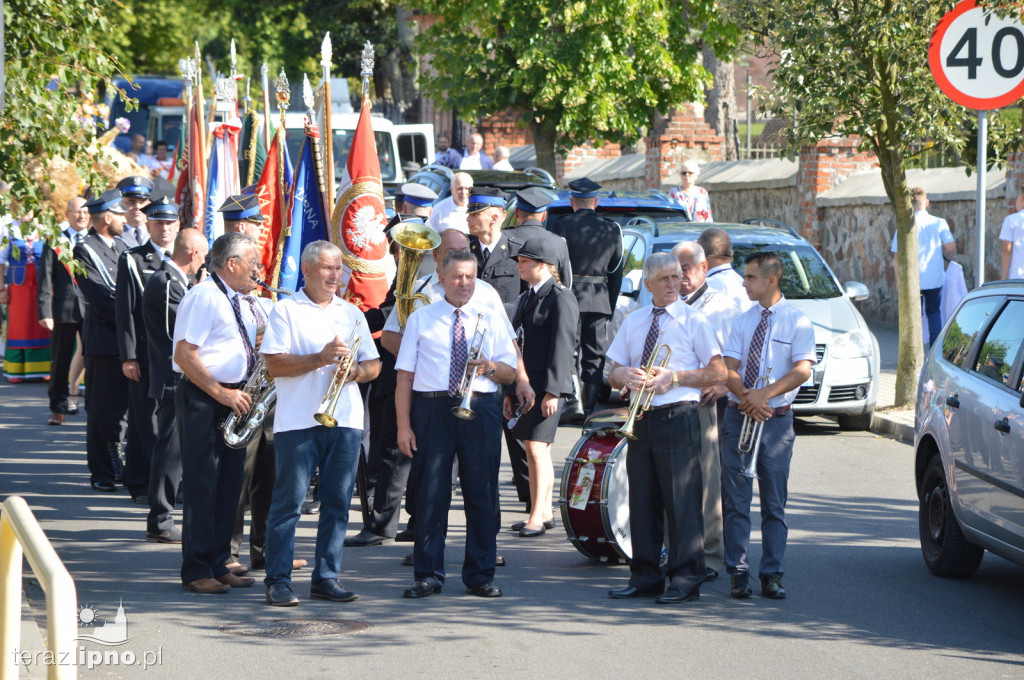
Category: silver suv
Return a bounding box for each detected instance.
[915,281,1024,577]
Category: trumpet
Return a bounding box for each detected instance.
[452,314,485,420]
[739,367,773,478]
[615,337,672,441]
[314,322,362,428]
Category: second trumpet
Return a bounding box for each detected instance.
[314,322,362,428]
[452,313,486,420]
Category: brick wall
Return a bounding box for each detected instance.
[644,105,723,188]
[476,109,531,156]
[796,138,877,246]
[554,142,623,180]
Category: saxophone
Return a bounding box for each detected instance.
[222,356,277,449]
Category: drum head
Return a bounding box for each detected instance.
[601,438,631,559]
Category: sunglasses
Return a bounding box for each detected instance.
[507,403,525,429]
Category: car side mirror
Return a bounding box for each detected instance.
[619,277,639,299]
[845,281,870,302]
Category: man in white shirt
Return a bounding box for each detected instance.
[396,250,518,599]
[459,133,493,170]
[492,146,513,171]
[606,252,726,605]
[260,241,380,606]
[721,251,816,601]
[698,228,754,312]
[427,172,473,234]
[999,186,1024,280]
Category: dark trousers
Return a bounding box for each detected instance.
[502,391,531,506]
[626,402,705,594]
[147,396,182,533]
[921,287,942,344]
[411,393,501,590]
[125,353,158,496]
[177,379,245,584]
[83,355,129,483]
[577,312,610,385]
[47,321,80,413]
[364,388,413,537]
[231,415,276,565]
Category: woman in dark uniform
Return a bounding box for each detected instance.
[504,238,579,537]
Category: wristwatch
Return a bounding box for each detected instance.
[485,366,496,379]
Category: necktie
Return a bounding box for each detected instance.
[641,307,666,366]
[744,308,772,388]
[449,309,468,397]
[243,296,266,350]
[230,295,257,376]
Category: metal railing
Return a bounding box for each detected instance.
[0,495,77,680]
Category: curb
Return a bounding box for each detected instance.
[870,412,914,444]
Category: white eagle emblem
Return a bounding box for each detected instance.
[348,205,386,249]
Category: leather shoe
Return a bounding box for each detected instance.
[608,584,664,599]
[518,525,546,537]
[310,578,358,602]
[266,583,299,606]
[510,519,555,531]
[217,572,256,587]
[47,412,64,426]
[403,581,440,599]
[91,479,116,493]
[655,588,700,604]
[145,527,182,544]
[466,582,502,598]
[344,529,391,547]
[225,562,250,576]
[183,578,230,594]
[731,572,752,599]
[761,573,786,599]
[394,528,415,542]
[704,568,719,582]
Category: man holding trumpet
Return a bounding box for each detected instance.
[606,253,725,605]
[721,251,815,600]
[260,241,380,606]
[395,250,518,599]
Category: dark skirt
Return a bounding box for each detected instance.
[508,377,565,444]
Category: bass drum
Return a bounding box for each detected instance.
[559,427,631,561]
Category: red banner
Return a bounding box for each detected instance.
[253,129,285,280]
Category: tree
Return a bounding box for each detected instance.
[408,0,738,173]
[722,0,1020,406]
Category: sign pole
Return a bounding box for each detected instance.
[976,109,987,286]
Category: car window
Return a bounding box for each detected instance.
[973,300,1024,390]
[941,296,1002,367]
[622,231,645,291]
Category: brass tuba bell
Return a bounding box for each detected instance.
[392,221,441,331]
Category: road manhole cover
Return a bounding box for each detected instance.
[220,619,370,637]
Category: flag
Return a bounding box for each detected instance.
[239,109,266,187]
[278,122,328,291]
[176,91,206,230]
[252,128,288,278]
[332,98,389,311]
[203,119,242,243]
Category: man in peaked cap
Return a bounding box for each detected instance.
[117,175,155,248]
[466,187,523,319]
[219,194,265,241]
[75,189,132,492]
[549,177,623,419]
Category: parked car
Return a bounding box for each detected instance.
[612,220,879,430]
[406,164,558,201]
[914,281,1024,577]
[545,189,692,226]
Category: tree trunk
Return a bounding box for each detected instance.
[528,116,558,175]
[703,44,737,161]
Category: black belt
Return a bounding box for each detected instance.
[180,374,245,390]
[728,401,792,417]
[647,399,698,412]
[573,275,607,283]
[414,390,490,399]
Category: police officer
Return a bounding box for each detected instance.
[116,197,180,503]
[116,175,154,248]
[548,177,623,417]
[74,189,131,493]
[466,187,522,318]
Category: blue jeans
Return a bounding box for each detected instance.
[720,406,795,578]
[921,287,942,345]
[264,426,361,586]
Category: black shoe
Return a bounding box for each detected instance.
[91,479,116,493]
[608,584,664,599]
[131,494,148,505]
[704,568,719,582]
[310,578,358,602]
[518,525,546,537]
[145,527,182,544]
[510,519,555,531]
[761,573,786,599]
[394,528,415,542]
[266,583,300,607]
[655,588,700,604]
[730,573,752,599]
[403,581,440,599]
[466,582,502,598]
[344,529,391,547]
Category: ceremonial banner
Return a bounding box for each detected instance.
[203,119,243,243]
[253,128,288,277]
[332,98,389,311]
[239,109,266,187]
[278,123,328,292]
[176,92,206,230]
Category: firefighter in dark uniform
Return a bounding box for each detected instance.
[466,187,523,319]
[506,187,573,288]
[115,196,180,503]
[549,177,623,416]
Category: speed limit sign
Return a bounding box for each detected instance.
[930,0,1024,109]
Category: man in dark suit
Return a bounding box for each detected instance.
[38,196,88,425]
[142,228,208,543]
[466,187,524,318]
[116,175,154,248]
[549,177,623,416]
[74,189,131,493]
[116,197,181,503]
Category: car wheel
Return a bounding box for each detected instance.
[919,456,984,578]
[837,411,873,431]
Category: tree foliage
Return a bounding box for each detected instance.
[722,0,1021,406]
[409,0,739,172]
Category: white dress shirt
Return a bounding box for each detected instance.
[395,297,518,393]
[999,210,1024,280]
[260,289,378,433]
[706,263,754,312]
[426,197,469,234]
[383,273,508,335]
[724,296,816,408]
[890,209,954,290]
[606,298,721,406]
[687,285,740,349]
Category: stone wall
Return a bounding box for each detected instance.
[706,186,801,228]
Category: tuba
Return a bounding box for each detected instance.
[222,357,277,449]
[314,322,363,428]
[392,221,440,331]
[615,336,672,441]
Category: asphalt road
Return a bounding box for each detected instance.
[2,380,1023,679]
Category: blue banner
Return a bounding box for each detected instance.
[279,136,327,291]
